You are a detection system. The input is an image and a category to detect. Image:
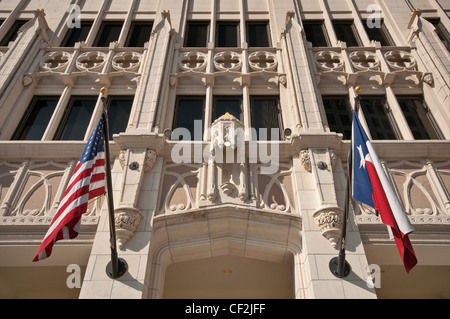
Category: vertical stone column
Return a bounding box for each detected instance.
[79,149,160,299]
[294,149,376,298]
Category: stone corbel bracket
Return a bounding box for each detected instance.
[114,206,143,250]
[313,205,344,248]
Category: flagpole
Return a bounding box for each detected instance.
[100,87,128,279]
[329,86,361,278]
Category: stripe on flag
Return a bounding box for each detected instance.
[352,111,417,273]
[33,116,106,262]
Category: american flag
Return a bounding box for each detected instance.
[33,116,106,262]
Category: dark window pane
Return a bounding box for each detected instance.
[0,20,28,46]
[360,97,396,140]
[303,21,329,47]
[397,97,440,140]
[363,20,393,46]
[247,22,271,47]
[107,97,133,139]
[125,22,153,47]
[250,96,281,140]
[93,21,123,47]
[55,97,97,140]
[173,97,205,140]
[185,22,209,47]
[213,97,242,121]
[332,20,360,47]
[216,22,239,47]
[13,97,59,140]
[61,21,93,47]
[322,96,352,139]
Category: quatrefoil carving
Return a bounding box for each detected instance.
[349,51,380,71]
[315,51,344,71]
[40,51,71,71]
[384,50,417,71]
[248,51,277,71]
[76,51,107,71]
[178,51,207,71]
[214,51,242,71]
[112,52,141,71]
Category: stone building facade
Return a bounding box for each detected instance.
[0,0,449,299]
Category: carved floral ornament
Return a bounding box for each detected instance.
[76,51,107,71]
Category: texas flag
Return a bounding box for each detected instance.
[352,111,417,273]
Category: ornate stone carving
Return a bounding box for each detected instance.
[384,50,417,71]
[300,150,312,173]
[248,51,277,71]
[422,73,434,86]
[76,51,107,71]
[178,51,207,71]
[315,51,344,71]
[114,206,142,250]
[144,150,157,172]
[112,51,141,71]
[40,50,71,72]
[349,50,380,71]
[313,207,343,248]
[214,51,242,71]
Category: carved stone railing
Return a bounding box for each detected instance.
[171,47,285,87]
[311,46,428,87]
[24,45,146,88]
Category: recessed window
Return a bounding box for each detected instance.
[332,20,361,47]
[359,96,397,140]
[362,19,394,46]
[93,21,123,47]
[173,96,205,140]
[184,21,209,47]
[105,96,133,139]
[0,20,28,46]
[246,21,271,47]
[303,20,329,47]
[54,96,97,140]
[322,96,352,139]
[125,21,153,47]
[61,21,93,47]
[12,96,59,140]
[216,21,239,47]
[397,96,441,140]
[213,96,242,121]
[250,96,281,140]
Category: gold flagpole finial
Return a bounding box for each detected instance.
[100,87,107,95]
[354,86,361,94]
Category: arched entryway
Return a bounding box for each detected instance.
[163,254,294,298]
[144,207,302,299]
